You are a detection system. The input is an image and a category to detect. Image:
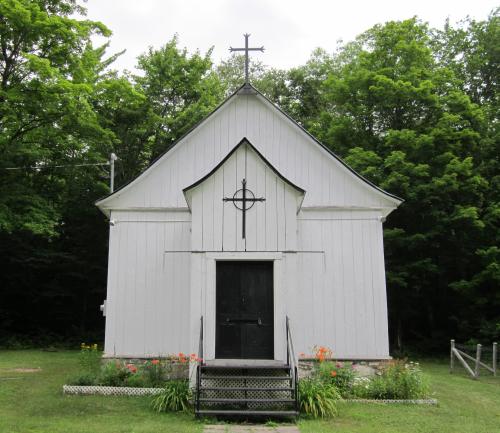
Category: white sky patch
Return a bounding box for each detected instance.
[82,0,498,73]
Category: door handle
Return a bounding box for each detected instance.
[224,317,262,324]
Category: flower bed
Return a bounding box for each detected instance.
[296,346,434,417]
[66,343,199,389]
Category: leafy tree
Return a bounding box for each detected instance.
[433,10,500,341]
[134,37,224,159]
[1,1,498,351]
[312,17,498,350]
[435,9,499,106]
[0,0,112,236]
[283,48,336,129]
[0,0,114,342]
[92,74,154,187]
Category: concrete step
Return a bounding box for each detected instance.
[200,387,294,392]
[200,375,292,380]
[199,398,295,404]
[196,409,298,417]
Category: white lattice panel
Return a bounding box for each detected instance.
[63,385,163,396]
[200,368,294,409]
[342,399,438,405]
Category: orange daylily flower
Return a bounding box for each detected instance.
[126,364,137,374]
[313,345,332,362]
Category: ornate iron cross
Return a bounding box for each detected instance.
[229,34,265,85]
[223,178,265,239]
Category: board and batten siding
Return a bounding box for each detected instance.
[98,93,399,215]
[98,89,400,361]
[285,209,390,358]
[104,210,192,357]
[185,142,303,252]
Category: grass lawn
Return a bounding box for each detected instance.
[0,350,498,433]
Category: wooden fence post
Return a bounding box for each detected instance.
[474,344,482,379]
[493,342,497,377]
[450,339,455,373]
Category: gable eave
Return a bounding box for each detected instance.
[95,82,404,212]
[95,83,249,211]
[250,85,404,207]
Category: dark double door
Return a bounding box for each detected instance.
[215,261,274,359]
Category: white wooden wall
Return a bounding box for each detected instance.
[286,209,390,359]
[99,92,398,360]
[187,142,302,252]
[104,205,390,360]
[98,94,399,214]
[104,210,192,357]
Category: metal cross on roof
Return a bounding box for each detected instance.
[229,33,265,86]
[223,178,265,239]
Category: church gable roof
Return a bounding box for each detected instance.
[96,83,402,216]
[183,137,305,212]
[184,137,305,195]
[184,137,305,251]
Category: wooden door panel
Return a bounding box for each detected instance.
[216,261,274,359]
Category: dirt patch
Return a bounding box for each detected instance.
[6,368,41,373]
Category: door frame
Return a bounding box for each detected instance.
[198,252,284,362]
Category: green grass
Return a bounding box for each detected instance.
[0,350,202,433]
[0,351,498,432]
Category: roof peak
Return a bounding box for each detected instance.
[237,83,258,95]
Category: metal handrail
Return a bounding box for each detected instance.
[286,316,299,413]
[198,315,204,365]
[195,316,204,415]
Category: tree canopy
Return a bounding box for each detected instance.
[1,0,498,351]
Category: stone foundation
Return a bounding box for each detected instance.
[100,357,389,381]
[101,357,189,380]
[298,359,389,379]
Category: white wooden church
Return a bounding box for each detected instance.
[96,43,402,367]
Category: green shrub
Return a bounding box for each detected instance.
[79,343,101,375]
[124,373,148,388]
[67,372,97,386]
[317,360,356,397]
[97,362,131,386]
[298,378,340,418]
[141,360,167,387]
[152,380,192,412]
[352,361,429,399]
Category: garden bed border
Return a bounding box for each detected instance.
[342,398,438,405]
[63,384,163,396]
[63,385,437,405]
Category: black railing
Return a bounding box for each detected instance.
[286,316,299,413]
[195,315,203,415]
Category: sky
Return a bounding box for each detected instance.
[82,0,498,73]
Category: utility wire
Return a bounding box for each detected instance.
[1,162,110,170]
